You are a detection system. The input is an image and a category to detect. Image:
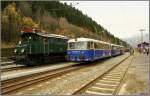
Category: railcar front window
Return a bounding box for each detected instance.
[69,42,75,49]
[75,42,87,49]
[68,42,87,49]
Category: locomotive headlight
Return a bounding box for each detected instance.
[19,41,22,45]
[21,49,24,53]
[14,49,17,53]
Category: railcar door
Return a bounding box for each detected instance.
[44,37,49,54]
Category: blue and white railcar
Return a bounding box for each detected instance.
[111,44,122,56]
[120,45,125,55]
[67,38,111,62]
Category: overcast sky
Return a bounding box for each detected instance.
[61,1,149,39]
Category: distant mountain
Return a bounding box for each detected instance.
[123,33,149,47]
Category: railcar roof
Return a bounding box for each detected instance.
[111,44,124,47]
[68,38,111,45]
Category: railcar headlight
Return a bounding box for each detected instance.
[14,49,17,53]
[80,54,84,59]
[21,49,24,53]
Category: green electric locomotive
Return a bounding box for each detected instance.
[14,28,68,66]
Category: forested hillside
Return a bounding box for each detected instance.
[1,1,128,48]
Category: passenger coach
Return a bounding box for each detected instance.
[67,38,111,62]
[111,44,124,56]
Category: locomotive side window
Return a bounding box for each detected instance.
[33,35,37,41]
[43,37,48,45]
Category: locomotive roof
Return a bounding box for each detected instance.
[36,32,68,39]
[21,28,68,39]
[68,38,111,45]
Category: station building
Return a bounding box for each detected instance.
[137,42,149,54]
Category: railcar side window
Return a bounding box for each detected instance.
[91,42,94,49]
[98,43,100,49]
[87,42,91,49]
[105,44,107,49]
[99,43,101,49]
[109,45,111,49]
[100,43,103,49]
[106,44,109,49]
[94,43,97,49]
[103,44,106,49]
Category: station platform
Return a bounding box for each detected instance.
[1,62,78,81]
[119,52,149,95]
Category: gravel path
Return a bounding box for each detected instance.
[10,53,129,95]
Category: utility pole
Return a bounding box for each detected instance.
[139,29,145,53]
[140,29,145,43]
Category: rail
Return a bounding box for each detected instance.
[72,55,133,95]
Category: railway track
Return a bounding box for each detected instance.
[1,61,14,66]
[1,54,131,95]
[1,63,89,95]
[2,62,70,73]
[1,65,26,72]
[73,55,133,95]
[1,56,14,65]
